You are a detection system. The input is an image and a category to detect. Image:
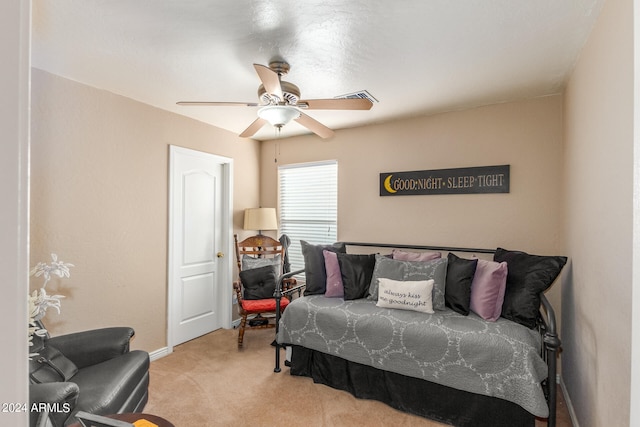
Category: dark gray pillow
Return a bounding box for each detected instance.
[337,253,376,300]
[368,255,448,310]
[445,253,478,315]
[240,265,277,300]
[301,241,346,295]
[494,248,567,329]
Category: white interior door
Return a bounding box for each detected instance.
[169,146,232,347]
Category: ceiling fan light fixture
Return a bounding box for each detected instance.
[178,61,366,138]
[257,105,300,127]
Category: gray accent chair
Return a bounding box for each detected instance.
[29,326,149,427]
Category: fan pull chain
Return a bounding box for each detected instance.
[274,129,281,162]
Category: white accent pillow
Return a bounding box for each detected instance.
[376,278,434,314]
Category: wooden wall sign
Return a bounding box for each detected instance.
[380,165,510,196]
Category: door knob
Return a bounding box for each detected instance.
[217,252,225,258]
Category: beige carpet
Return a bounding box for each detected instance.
[145,328,571,426]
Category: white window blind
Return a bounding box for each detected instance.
[278,161,338,274]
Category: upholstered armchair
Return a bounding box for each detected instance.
[29,326,149,427]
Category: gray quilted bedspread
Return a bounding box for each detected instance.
[277,295,549,417]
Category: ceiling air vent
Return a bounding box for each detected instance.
[336,90,378,103]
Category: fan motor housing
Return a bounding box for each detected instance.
[258,81,300,105]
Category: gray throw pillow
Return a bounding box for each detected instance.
[242,254,281,279]
[368,254,449,310]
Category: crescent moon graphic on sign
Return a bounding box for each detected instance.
[383,175,397,193]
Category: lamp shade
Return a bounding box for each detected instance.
[243,208,278,232]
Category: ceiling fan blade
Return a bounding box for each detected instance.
[239,117,267,138]
[177,101,259,107]
[298,98,373,110]
[295,112,335,139]
[253,64,283,101]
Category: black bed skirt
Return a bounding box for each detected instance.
[289,345,536,427]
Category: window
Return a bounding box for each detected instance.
[278,161,338,274]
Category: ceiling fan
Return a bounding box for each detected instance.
[177,61,373,139]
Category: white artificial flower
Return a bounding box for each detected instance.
[28,292,48,360]
[30,253,74,287]
[28,253,73,358]
[30,288,65,321]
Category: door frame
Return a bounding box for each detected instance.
[167,145,234,353]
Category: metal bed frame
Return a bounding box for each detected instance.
[273,241,561,427]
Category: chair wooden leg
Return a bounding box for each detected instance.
[238,315,247,348]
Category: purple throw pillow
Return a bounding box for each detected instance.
[391,249,441,262]
[323,250,344,298]
[469,259,508,321]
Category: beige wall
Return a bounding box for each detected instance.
[261,94,566,320]
[262,96,564,252]
[563,0,634,425]
[30,69,260,352]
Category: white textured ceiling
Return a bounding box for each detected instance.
[32,0,604,141]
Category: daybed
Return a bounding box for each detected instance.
[275,242,566,427]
